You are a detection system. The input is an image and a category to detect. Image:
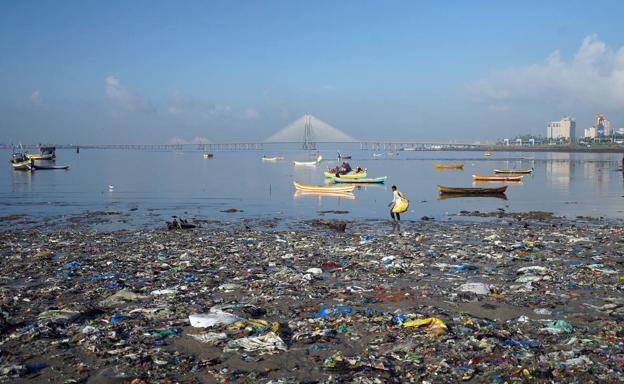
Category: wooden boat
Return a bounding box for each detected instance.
[473,181,522,187]
[324,170,367,179]
[27,146,56,160]
[435,164,464,170]
[10,153,33,171]
[437,192,507,201]
[33,164,70,170]
[494,169,533,174]
[293,191,355,200]
[472,175,523,181]
[437,185,508,194]
[333,176,386,184]
[293,181,355,193]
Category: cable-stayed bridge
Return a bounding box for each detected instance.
[4,114,619,152]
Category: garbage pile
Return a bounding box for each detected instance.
[0,217,622,382]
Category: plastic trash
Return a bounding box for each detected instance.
[542,320,573,334]
[311,305,353,318]
[223,332,287,353]
[459,282,491,295]
[402,317,448,334]
[187,332,228,344]
[189,310,242,328]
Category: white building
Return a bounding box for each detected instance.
[584,127,597,139]
[547,116,575,141]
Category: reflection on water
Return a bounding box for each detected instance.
[11,170,33,193]
[293,191,356,200]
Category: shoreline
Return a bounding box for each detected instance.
[0,216,622,382]
[2,208,623,234]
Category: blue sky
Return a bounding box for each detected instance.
[1,0,623,144]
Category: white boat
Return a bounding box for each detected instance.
[372,153,383,158]
[293,160,317,166]
[262,156,285,161]
[293,154,322,165]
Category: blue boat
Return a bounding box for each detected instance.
[333,176,387,184]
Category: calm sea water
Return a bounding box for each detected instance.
[2,148,623,228]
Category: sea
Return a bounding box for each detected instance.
[2,147,624,229]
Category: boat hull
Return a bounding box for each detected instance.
[11,161,32,171]
[293,161,317,166]
[437,185,507,194]
[438,193,507,201]
[494,169,532,174]
[293,181,355,193]
[27,153,54,160]
[472,175,523,181]
[435,164,464,170]
[324,171,367,179]
[33,164,70,170]
[333,176,386,184]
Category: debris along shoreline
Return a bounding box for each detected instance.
[0,217,622,383]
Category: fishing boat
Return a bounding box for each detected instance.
[472,175,523,182]
[435,164,464,170]
[293,190,355,200]
[333,176,387,184]
[294,154,322,165]
[337,152,352,160]
[372,153,383,158]
[10,152,33,171]
[293,181,355,193]
[203,152,213,159]
[293,160,317,166]
[437,192,507,201]
[484,152,492,157]
[437,185,508,194]
[324,169,367,179]
[32,164,70,170]
[27,146,56,160]
[387,152,399,156]
[494,169,533,174]
[262,156,285,161]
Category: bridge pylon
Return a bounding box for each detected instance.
[302,113,316,150]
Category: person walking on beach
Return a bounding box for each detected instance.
[388,185,407,223]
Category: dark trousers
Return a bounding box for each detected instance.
[391,211,400,221]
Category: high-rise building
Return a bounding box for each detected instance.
[547,116,575,140]
[584,127,597,139]
[594,114,611,136]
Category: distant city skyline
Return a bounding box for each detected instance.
[1,1,623,144]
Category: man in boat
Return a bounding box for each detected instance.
[344,162,352,173]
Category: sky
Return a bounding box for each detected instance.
[1,0,624,144]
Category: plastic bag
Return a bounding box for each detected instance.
[392,193,409,213]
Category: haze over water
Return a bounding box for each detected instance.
[2,148,623,229]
